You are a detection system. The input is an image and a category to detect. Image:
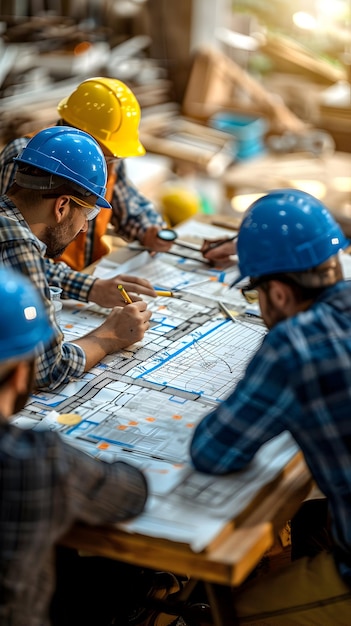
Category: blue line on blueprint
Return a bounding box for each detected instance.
[133,318,228,379]
[89,435,135,449]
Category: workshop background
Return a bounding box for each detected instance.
[1,0,351,236]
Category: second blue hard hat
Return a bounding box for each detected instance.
[0,265,54,361]
[14,126,111,208]
[235,189,348,282]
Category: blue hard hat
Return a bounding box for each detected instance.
[235,189,349,283]
[14,126,111,209]
[0,266,54,361]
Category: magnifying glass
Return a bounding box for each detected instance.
[157,228,178,242]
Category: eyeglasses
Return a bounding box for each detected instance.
[241,278,265,304]
[241,274,296,304]
[69,195,100,221]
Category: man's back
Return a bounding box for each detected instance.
[191,279,351,578]
[0,417,147,626]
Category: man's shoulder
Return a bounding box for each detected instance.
[0,203,35,241]
[0,136,29,163]
[1,419,62,460]
[0,198,25,223]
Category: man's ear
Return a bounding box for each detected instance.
[12,362,31,394]
[269,280,293,310]
[54,195,70,223]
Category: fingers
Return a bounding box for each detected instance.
[116,301,152,343]
[202,239,236,263]
[119,299,151,319]
[117,274,152,288]
[150,239,173,253]
[116,274,156,298]
[201,238,221,254]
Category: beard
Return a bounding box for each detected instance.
[43,215,80,258]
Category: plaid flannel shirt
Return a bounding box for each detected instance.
[0,195,93,389]
[0,415,147,626]
[191,280,351,584]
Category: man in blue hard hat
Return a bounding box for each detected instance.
[0,264,148,626]
[0,126,152,390]
[190,189,351,624]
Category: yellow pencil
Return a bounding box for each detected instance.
[118,284,133,304]
[155,290,173,297]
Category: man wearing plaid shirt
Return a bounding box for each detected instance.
[0,126,152,390]
[191,189,351,625]
[0,265,148,626]
[0,77,171,271]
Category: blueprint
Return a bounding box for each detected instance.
[13,240,299,551]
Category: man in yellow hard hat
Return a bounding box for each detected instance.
[0,76,172,271]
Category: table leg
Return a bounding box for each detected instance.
[204,582,238,626]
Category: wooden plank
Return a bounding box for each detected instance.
[261,31,346,85]
[182,46,307,134]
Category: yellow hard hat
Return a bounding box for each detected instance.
[160,187,201,226]
[57,77,145,158]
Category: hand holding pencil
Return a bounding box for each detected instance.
[118,284,133,304]
[201,235,238,267]
[89,274,158,308]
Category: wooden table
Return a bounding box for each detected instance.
[62,452,312,626]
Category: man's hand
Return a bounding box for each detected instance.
[201,238,237,267]
[89,274,157,307]
[141,226,173,253]
[102,301,152,349]
[76,300,152,371]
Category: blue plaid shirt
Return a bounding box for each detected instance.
[190,280,351,582]
[0,415,147,626]
[0,137,165,267]
[0,195,95,389]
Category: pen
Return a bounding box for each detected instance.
[172,240,202,251]
[218,301,238,323]
[118,284,133,304]
[204,234,238,252]
[129,245,210,265]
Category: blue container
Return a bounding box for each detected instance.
[210,112,267,161]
